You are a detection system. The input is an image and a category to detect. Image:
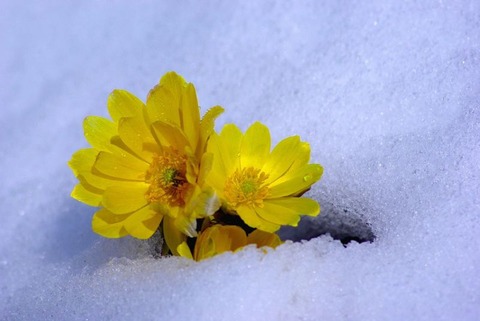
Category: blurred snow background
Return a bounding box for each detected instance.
[1,1,479,320]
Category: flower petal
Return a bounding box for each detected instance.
[191,187,221,218]
[124,206,163,239]
[207,124,242,184]
[225,226,248,251]
[247,229,282,248]
[269,163,323,197]
[160,71,187,108]
[268,197,320,217]
[214,225,247,252]
[146,72,186,126]
[255,197,319,230]
[102,182,150,214]
[68,148,98,177]
[198,105,224,158]
[194,225,247,261]
[83,116,117,152]
[92,208,129,238]
[205,134,227,190]
[180,83,201,152]
[236,206,262,229]
[219,124,243,172]
[240,122,271,168]
[177,241,193,259]
[252,216,279,233]
[204,133,232,194]
[197,152,213,187]
[93,151,148,181]
[118,114,159,161]
[80,172,139,191]
[282,141,312,176]
[151,121,189,151]
[262,136,303,184]
[256,219,281,233]
[70,149,136,190]
[255,200,301,227]
[71,183,102,207]
[172,212,198,238]
[163,216,187,256]
[107,89,144,123]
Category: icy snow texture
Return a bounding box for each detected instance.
[1,1,479,320]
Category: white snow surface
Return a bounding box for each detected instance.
[1,1,479,320]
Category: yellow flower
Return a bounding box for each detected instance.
[177,225,282,261]
[68,72,223,251]
[205,122,323,232]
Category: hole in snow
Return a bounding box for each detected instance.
[278,200,376,245]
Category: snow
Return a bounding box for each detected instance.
[1,1,479,320]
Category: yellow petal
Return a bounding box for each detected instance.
[92,208,129,238]
[224,226,248,251]
[69,149,136,190]
[83,116,117,152]
[247,229,282,248]
[107,89,145,123]
[191,187,221,218]
[284,141,311,174]
[256,199,303,227]
[71,183,102,206]
[173,213,197,238]
[150,121,189,150]
[198,105,224,158]
[180,83,200,152]
[197,152,213,187]
[256,219,281,233]
[240,122,271,168]
[146,72,186,126]
[124,206,163,239]
[269,164,323,198]
[236,206,262,229]
[220,124,243,173]
[118,115,158,161]
[205,134,228,191]
[93,151,148,181]
[80,172,138,190]
[68,148,98,177]
[268,197,320,217]
[207,124,242,180]
[177,241,193,259]
[185,153,200,186]
[262,136,303,184]
[163,216,186,256]
[160,71,187,104]
[212,225,247,253]
[194,225,247,261]
[101,182,150,214]
[193,229,216,260]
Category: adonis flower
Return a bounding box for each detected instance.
[205,122,323,233]
[177,224,282,261]
[68,72,223,253]
[69,71,325,261]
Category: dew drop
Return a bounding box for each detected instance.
[303,174,312,182]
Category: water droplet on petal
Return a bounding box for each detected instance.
[303,174,312,182]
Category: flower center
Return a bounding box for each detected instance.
[224,167,269,208]
[145,147,190,207]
